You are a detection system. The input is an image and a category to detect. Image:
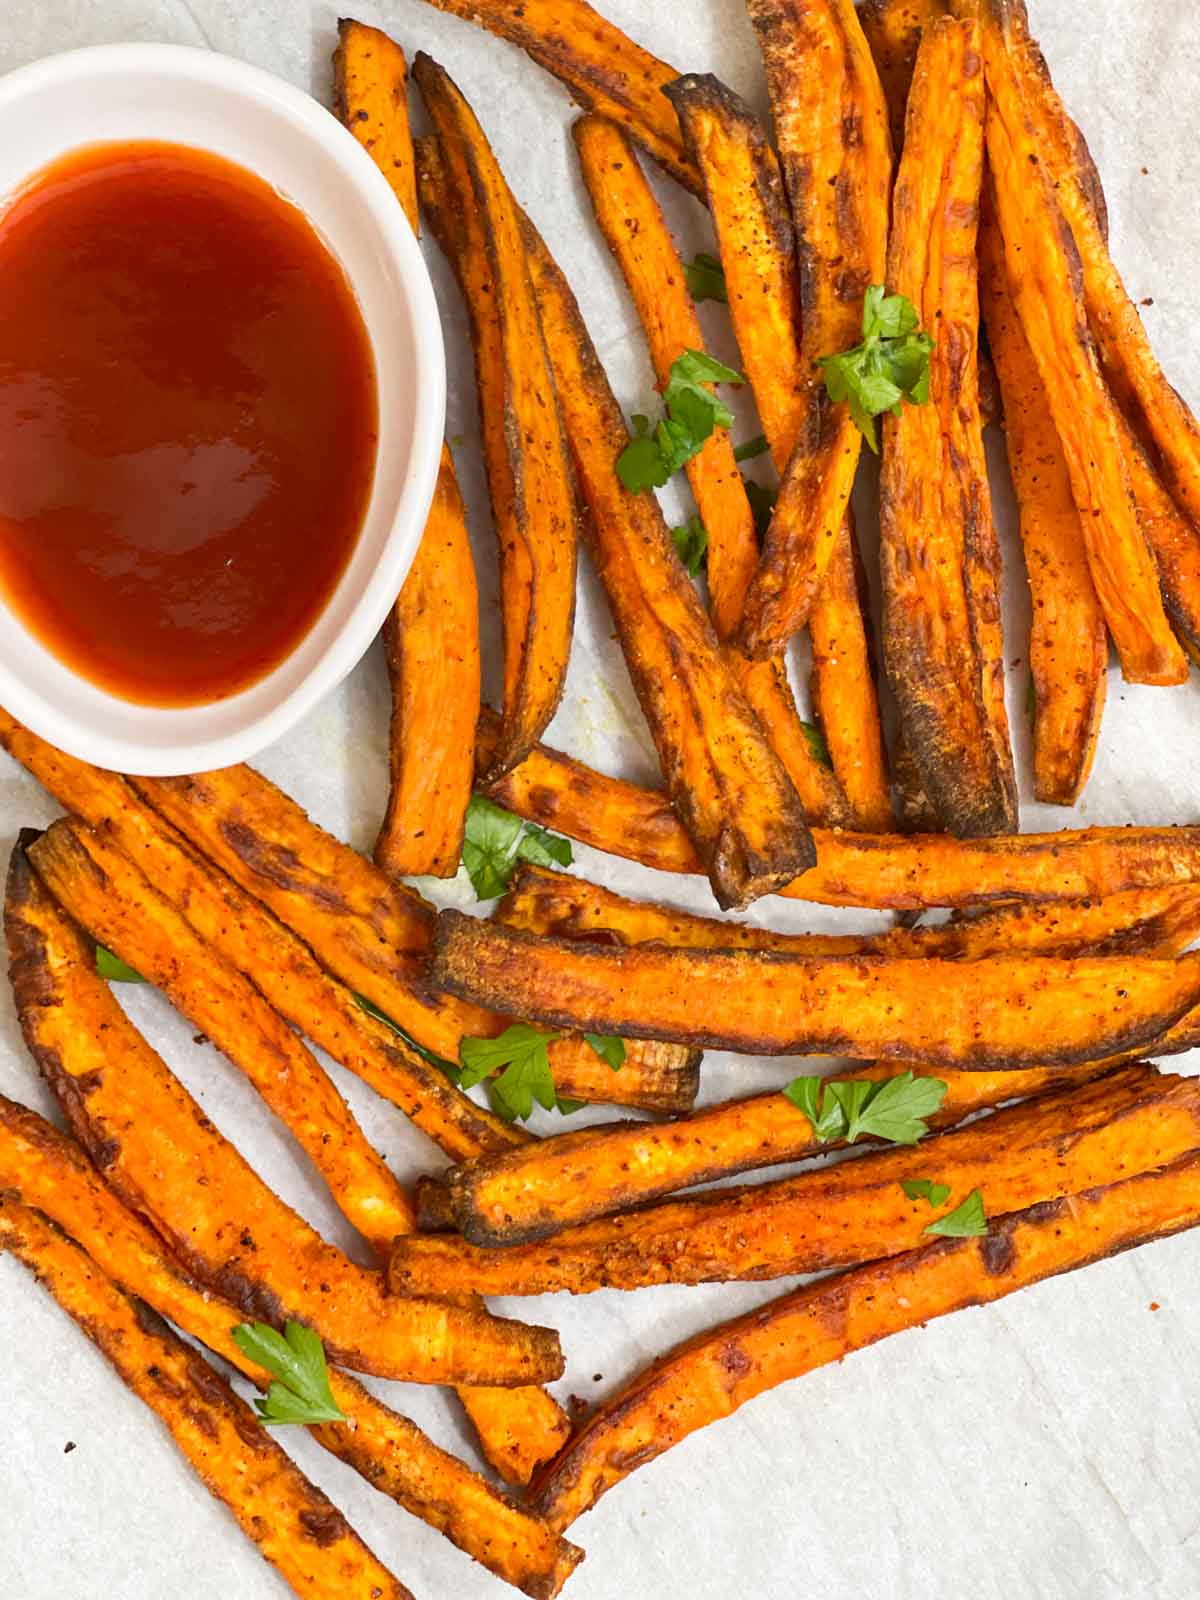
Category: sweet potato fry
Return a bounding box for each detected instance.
[969,0,1200,534]
[412,54,576,780]
[479,716,1200,907]
[432,911,1200,1068]
[572,113,851,831]
[0,709,523,1162]
[1113,404,1200,665]
[0,1099,581,1598]
[735,0,892,656]
[531,1147,1200,1531]
[551,1036,699,1116]
[390,1067,1200,1295]
[333,17,418,230]
[29,817,412,1256]
[506,214,816,909]
[0,1195,412,1600]
[5,847,561,1388]
[499,864,1200,962]
[976,9,1186,685]
[376,439,481,880]
[858,0,947,146]
[977,203,1107,803]
[411,0,699,195]
[665,73,891,829]
[429,1061,1121,1246]
[880,17,1016,837]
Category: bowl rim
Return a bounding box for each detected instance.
[0,40,445,776]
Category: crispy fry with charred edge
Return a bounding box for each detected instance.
[858,0,947,147]
[30,817,411,1256]
[735,0,892,657]
[571,112,851,831]
[966,0,1200,535]
[0,708,522,1162]
[5,847,562,1388]
[881,18,1016,838]
[500,864,1200,961]
[333,18,418,229]
[125,756,684,1111]
[430,1061,1119,1246]
[0,1196,413,1600]
[665,73,891,829]
[551,1036,699,1116]
[531,1148,1200,1530]
[411,54,576,781]
[413,158,815,910]
[478,712,1200,907]
[391,1068,1200,1297]
[0,1100,583,1598]
[978,205,1107,802]
[975,15,1185,685]
[376,431,480,879]
[432,911,1200,1069]
[411,0,698,195]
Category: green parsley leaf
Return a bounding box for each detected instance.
[924,1187,989,1237]
[460,795,571,900]
[819,285,934,453]
[684,251,727,304]
[584,1033,626,1070]
[744,477,777,538]
[900,1177,952,1208]
[231,1320,346,1426]
[782,1076,847,1142]
[96,945,145,983]
[617,347,745,492]
[460,1024,561,1122]
[799,721,831,768]
[671,515,709,577]
[733,434,769,463]
[353,993,463,1084]
[555,1096,589,1116]
[782,1071,947,1147]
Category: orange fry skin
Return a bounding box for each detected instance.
[859,0,949,146]
[333,18,418,230]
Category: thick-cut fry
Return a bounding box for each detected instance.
[0,709,523,1161]
[976,10,1186,685]
[0,1196,412,1600]
[0,1100,581,1598]
[969,0,1200,534]
[5,848,562,1388]
[735,0,892,656]
[29,817,412,1256]
[412,0,698,195]
[390,1068,1200,1296]
[531,1149,1200,1531]
[551,1036,699,1116]
[572,112,851,831]
[859,0,947,146]
[449,204,814,910]
[479,716,1200,907]
[128,753,692,1116]
[433,1061,1122,1246]
[665,73,891,829]
[1114,404,1200,665]
[978,204,1107,803]
[412,54,576,780]
[500,864,1200,962]
[433,911,1200,1068]
[376,436,481,879]
[881,18,1016,837]
[333,18,418,230]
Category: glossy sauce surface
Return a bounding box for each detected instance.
[0,141,378,706]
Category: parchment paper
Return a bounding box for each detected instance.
[2,3,1199,1597]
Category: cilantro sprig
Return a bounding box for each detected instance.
[798,721,831,768]
[819,284,933,453]
[96,945,145,983]
[618,349,746,492]
[461,795,572,900]
[671,515,708,577]
[584,1033,626,1070]
[684,251,727,304]
[231,1320,346,1427]
[460,1023,561,1122]
[923,1187,989,1238]
[783,1070,947,1146]
[900,1177,952,1208]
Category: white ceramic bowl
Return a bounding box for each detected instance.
[0,43,445,775]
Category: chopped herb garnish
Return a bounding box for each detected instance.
[617,349,745,492]
[783,1071,947,1146]
[95,945,145,984]
[923,1187,989,1238]
[460,1023,561,1123]
[353,993,463,1083]
[671,515,709,577]
[799,721,831,768]
[733,433,769,463]
[461,794,572,900]
[584,1033,626,1070]
[819,284,934,453]
[231,1320,346,1427]
[900,1177,953,1209]
[684,251,727,303]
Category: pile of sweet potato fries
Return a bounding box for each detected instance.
[5,2,1200,1595]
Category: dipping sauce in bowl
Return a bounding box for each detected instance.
[0,140,378,707]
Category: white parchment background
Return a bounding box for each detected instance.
[1,3,1199,1597]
